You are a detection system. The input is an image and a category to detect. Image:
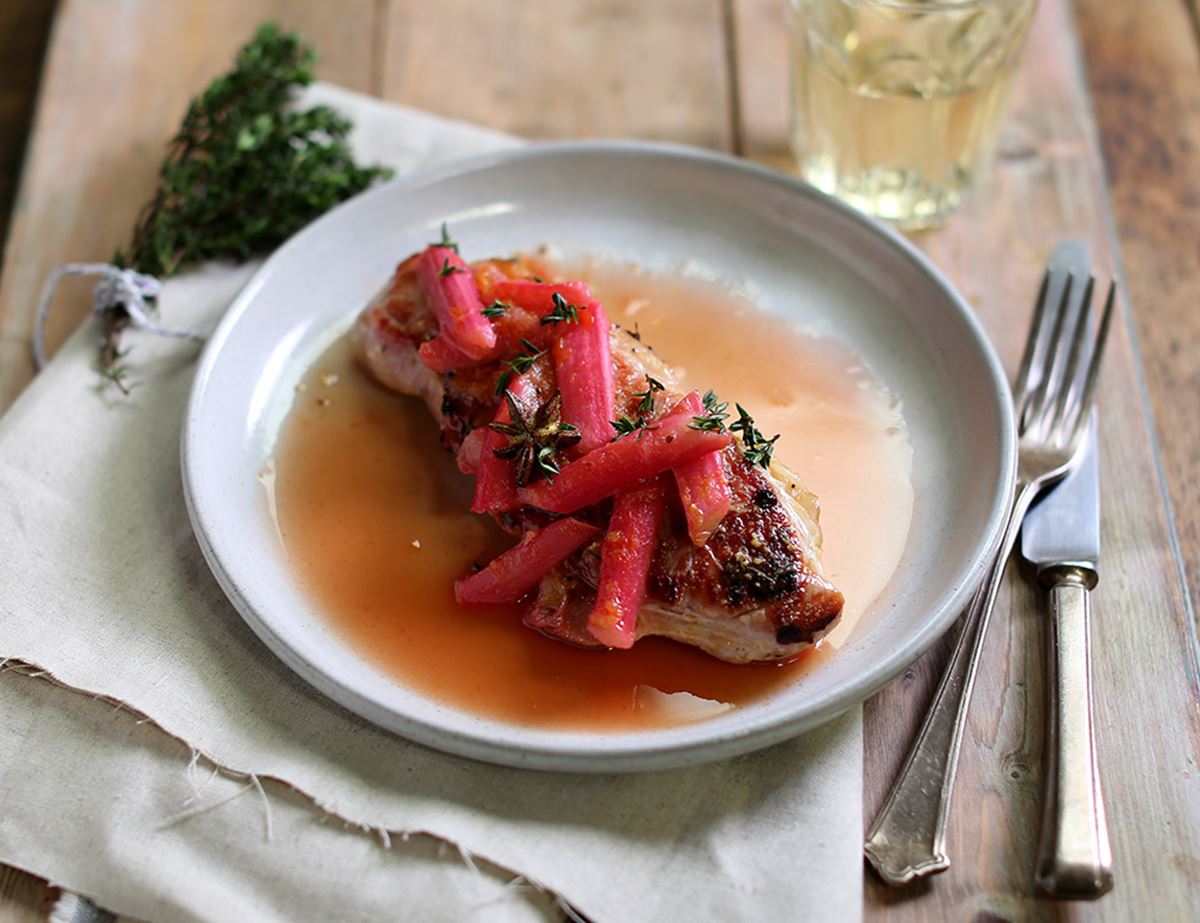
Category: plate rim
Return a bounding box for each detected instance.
[182,139,1017,772]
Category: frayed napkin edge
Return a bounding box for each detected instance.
[0,660,587,923]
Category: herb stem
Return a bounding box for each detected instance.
[104,23,390,387]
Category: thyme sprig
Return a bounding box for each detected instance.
[540,292,587,326]
[438,258,465,278]
[611,415,656,439]
[99,349,136,396]
[481,301,507,319]
[430,223,459,253]
[495,338,546,394]
[688,389,730,432]
[635,375,664,416]
[611,375,663,439]
[103,23,391,385]
[730,403,781,469]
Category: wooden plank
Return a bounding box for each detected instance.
[0,866,50,923]
[0,0,380,414]
[0,11,379,913]
[726,0,788,160]
[1075,0,1200,620]
[0,2,732,918]
[378,0,734,148]
[732,0,1200,917]
[0,3,64,915]
[2,0,1197,919]
[0,0,57,256]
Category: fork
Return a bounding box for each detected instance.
[863,242,1117,886]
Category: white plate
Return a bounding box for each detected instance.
[183,143,1015,772]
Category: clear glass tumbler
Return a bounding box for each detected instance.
[789,0,1037,229]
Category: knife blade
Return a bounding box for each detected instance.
[1022,417,1099,573]
[1020,417,1114,899]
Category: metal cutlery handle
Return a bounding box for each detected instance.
[865,482,1037,885]
[1035,566,1114,898]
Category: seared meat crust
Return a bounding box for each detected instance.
[355,254,844,663]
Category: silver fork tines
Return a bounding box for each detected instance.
[1068,282,1115,442]
[864,242,1117,887]
[1021,271,1083,433]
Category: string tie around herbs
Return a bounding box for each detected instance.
[31,263,205,371]
[24,23,391,390]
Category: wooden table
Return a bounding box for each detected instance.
[1,1,1197,920]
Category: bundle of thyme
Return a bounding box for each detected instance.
[102,23,391,389]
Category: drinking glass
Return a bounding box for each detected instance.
[789,0,1037,228]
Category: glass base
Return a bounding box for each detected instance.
[800,155,973,231]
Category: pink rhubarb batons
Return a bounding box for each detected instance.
[549,295,614,454]
[454,517,601,605]
[672,391,733,545]
[418,333,477,373]
[471,376,535,514]
[518,411,732,514]
[587,478,668,648]
[490,279,594,316]
[417,246,495,361]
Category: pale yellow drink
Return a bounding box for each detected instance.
[790,0,1036,228]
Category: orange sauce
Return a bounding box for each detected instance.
[273,265,913,729]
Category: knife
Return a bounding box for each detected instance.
[1021,416,1114,898]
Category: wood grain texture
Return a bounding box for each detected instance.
[0,0,1197,920]
[1075,0,1200,621]
[0,3,61,917]
[0,0,56,257]
[0,3,377,913]
[727,0,789,160]
[731,0,1200,918]
[0,866,50,923]
[379,0,734,148]
[0,0,378,415]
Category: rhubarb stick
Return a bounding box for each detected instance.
[418,246,495,360]
[455,518,601,604]
[490,279,594,317]
[418,333,477,373]
[587,478,667,648]
[472,376,536,514]
[551,299,614,453]
[518,412,732,514]
[673,391,733,545]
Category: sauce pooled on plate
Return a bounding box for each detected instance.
[274,265,913,729]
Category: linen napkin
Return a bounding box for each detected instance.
[0,84,864,923]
